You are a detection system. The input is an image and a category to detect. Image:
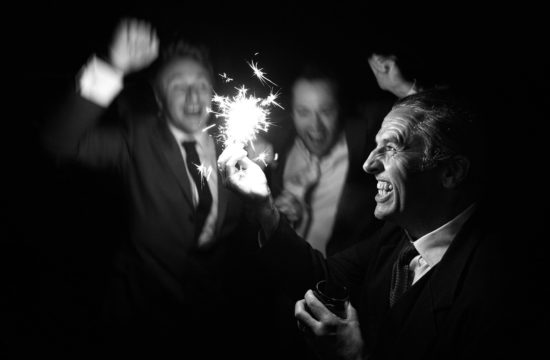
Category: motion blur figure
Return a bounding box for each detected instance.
[43,18,259,358]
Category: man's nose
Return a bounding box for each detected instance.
[363,151,382,174]
[313,113,322,127]
[185,86,200,102]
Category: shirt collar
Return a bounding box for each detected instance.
[168,122,209,150]
[407,203,477,267]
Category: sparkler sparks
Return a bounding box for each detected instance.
[195,163,213,183]
[219,72,233,83]
[254,151,269,167]
[247,60,277,87]
[210,58,283,151]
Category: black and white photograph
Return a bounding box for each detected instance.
[4,1,547,358]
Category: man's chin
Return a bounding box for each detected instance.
[374,206,394,221]
[304,141,329,157]
[171,116,207,134]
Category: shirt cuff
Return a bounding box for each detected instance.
[77,56,123,107]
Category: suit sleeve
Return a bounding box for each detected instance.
[42,57,131,169]
[257,217,380,301]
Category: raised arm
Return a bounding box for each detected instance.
[43,18,158,168]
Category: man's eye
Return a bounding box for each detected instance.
[199,82,212,91]
[172,85,187,92]
[384,145,397,153]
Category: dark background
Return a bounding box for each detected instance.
[4,1,548,356]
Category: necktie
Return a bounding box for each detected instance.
[297,156,321,240]
[182,141,213,240]
[389,240,419,307]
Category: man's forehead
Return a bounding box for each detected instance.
[377,111,412,138]
[161,58,212,82]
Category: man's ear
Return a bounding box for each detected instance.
[153,87,163,112]
[369,54,393,74]
[441,155,470,189]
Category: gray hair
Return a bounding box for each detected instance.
[392,90,485,176]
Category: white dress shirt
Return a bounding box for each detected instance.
[168,124,219,248]
[283,133,349,256]
[408,203,477,284]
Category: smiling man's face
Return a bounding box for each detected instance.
[157,57,213,134]
[363,108,443,226]
[292,79,340,157]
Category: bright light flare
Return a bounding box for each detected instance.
[210,58,283,168]
[211,88,273,148]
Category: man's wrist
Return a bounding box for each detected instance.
[256,195,280,246]
[77,55,124,107]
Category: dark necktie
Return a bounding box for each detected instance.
[182,141,213,240]
[389,240,419,307]
[298,158,321,240]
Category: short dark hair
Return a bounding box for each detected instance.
[292,64,340,105]
[392,90,486,180]
[152,38,214,89]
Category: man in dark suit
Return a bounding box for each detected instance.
[218,90,534,359]
[43,18,257,357]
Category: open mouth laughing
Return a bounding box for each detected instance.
[376,180,393,202]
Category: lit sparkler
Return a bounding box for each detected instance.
[210,59,282,152]
[206,57,283,178]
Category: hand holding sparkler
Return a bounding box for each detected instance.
[218,144,280,239]
[218,144,270,202]
[209,57,282,171]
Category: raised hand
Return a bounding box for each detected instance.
[109,18,159,75]
[218,144,280,238]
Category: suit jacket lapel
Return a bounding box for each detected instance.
[376,210,484,359]
[380,267,438,360]
[156,120,194,207]
[428,210,483,313]
[361,228,403,348]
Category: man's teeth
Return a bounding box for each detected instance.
[377,181,393,195]
[184,105,201,114]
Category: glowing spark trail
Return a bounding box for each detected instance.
[254,151,269,167]
[219,72,233,83]
[196,163,213,183]
[202,123,216,132]
[247,60,277,87]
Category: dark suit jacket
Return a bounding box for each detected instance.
[44,92,257,355]
[258,208,523,359]
[269,115,385,256]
